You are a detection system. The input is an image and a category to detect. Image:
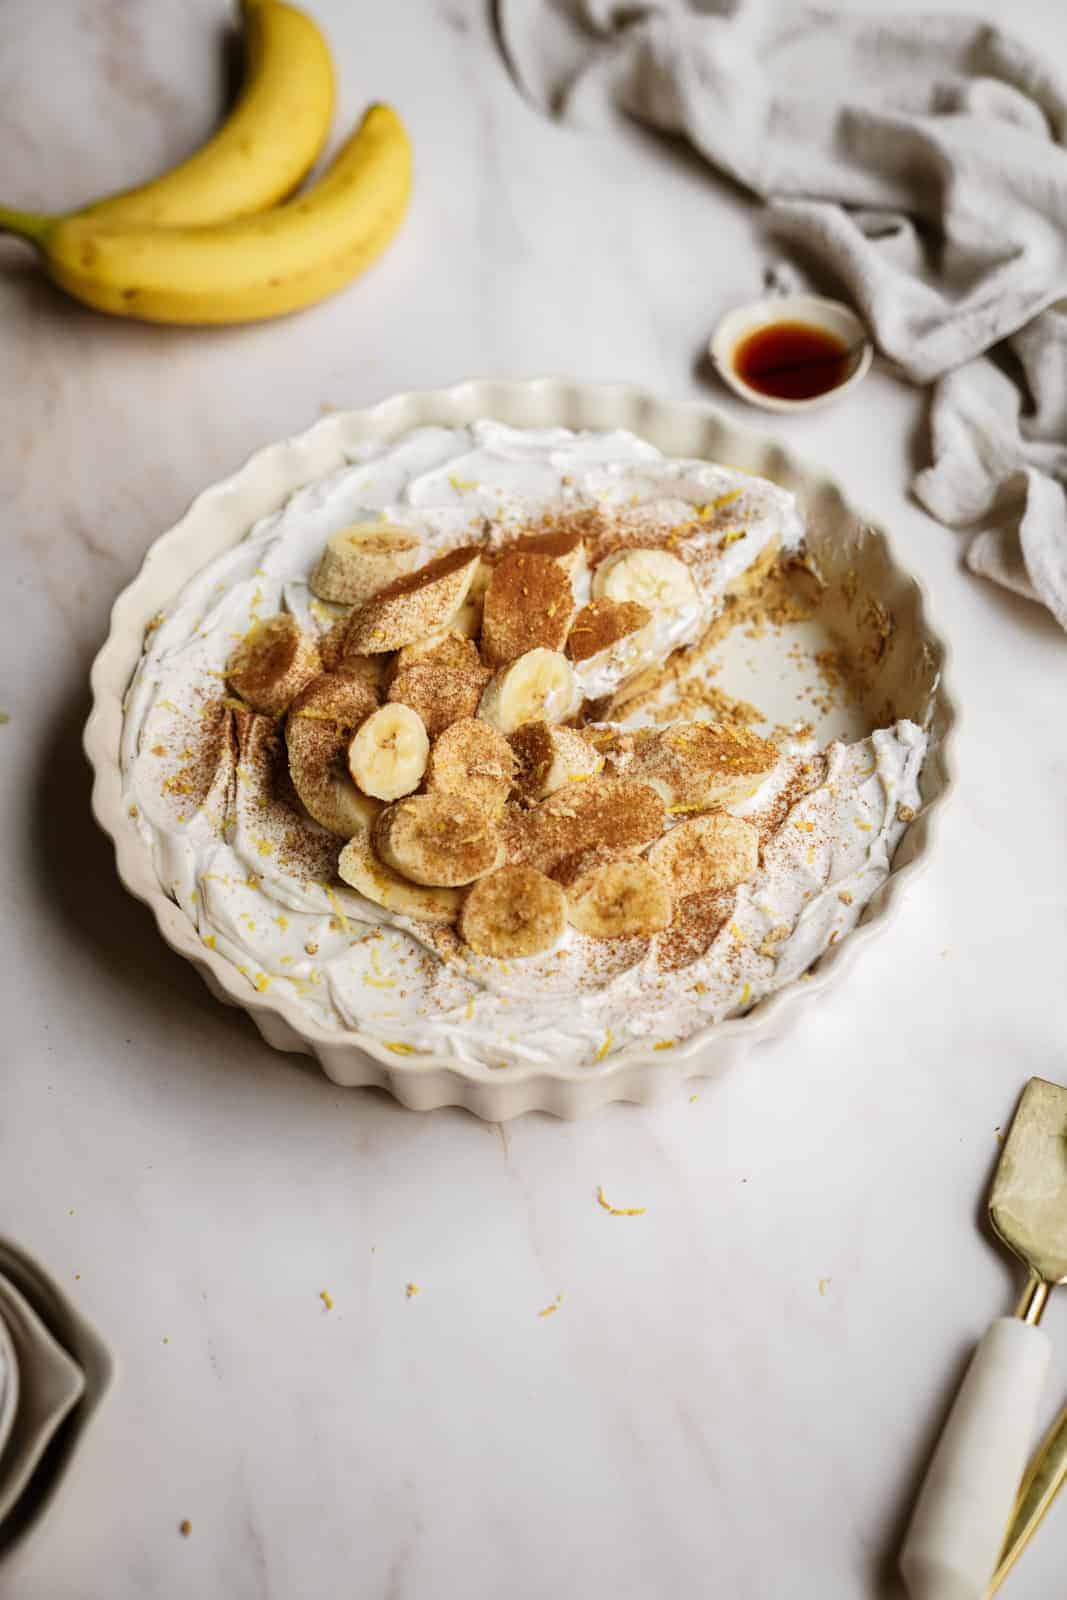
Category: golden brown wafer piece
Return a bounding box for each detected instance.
[646,812,759,896]
[386,635,491,737]
[512,528,588,588]
[343,545,482,655]
[481,551,575,666]
[424,719,516,817]
[226,614,321,717]
[374,794,502,887]
[565,599,651,663]
[459,864,566,958]
[510,778,666,875]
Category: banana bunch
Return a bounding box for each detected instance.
[0,0,412,325]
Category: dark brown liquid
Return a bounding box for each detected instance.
[734,321,852,401]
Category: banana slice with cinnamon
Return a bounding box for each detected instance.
[285,672,381,837]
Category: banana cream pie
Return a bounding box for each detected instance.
[122,421,926,1069]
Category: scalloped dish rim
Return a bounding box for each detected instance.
[84,379,958,1119]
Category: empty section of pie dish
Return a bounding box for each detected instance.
[85,382,956,1120]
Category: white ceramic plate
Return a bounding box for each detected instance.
[0,1315,18,1470]
[0,1278,84,1527]
[84,380,957,1120]
[0,1239,113,1571]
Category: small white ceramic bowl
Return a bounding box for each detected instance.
[710,294,872,414]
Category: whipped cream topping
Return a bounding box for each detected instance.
[121,421,925,1070]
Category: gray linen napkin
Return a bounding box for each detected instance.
[497,0,1067,628]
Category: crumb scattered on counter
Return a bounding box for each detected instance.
[538,1293,565,1318]
[596,1185,647,1217]
[319,1289,333,1311]
[405,1282,420,1299]
[163,1336,169,1345]
[689,1094,698,1104]
[179,1520,192,1538]
[818,1277,831,1297]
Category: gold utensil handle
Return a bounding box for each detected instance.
[988,1398,1067,1595]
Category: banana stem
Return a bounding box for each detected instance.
[0,204,52,246]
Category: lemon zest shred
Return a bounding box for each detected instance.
[323,885,351,934]
[596,1185,647,1217]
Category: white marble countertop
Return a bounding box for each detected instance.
[3,0,1067,1595]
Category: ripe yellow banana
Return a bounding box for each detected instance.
[0,0,333,237]
[6,105,412,325]
[85,0,335,226]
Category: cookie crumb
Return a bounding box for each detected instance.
[319,1289,333,1311]
[179,1520,192,1538]
[405,1282,420,1299]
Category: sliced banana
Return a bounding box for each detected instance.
[337,828,460,924]
[561,855,672,939]
[630,721,778,809]
[459,864,567,958]
[424,718,516,816]
[374,794,502,887]
[226,613,321,717]
[646,812,759,896]
[344,545,481,654]
[285,672,382,837]
[478,648,578,735]
[347,703,429,802]
[393,627,460,671]
[591,547,699,612]
[310,521,422,605]
[509,721,602,804]
[451,554,493,640]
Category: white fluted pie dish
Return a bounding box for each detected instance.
[85,380,956,1120]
